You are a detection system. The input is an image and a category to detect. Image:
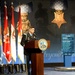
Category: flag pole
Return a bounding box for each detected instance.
[11,2,15,66]
[11,2,17,73]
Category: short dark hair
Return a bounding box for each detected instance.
[29,25,34,29]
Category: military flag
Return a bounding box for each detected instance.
[3,3,11,63]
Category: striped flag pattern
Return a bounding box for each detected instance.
[17,6,24,63]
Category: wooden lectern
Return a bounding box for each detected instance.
[24,40,50,75]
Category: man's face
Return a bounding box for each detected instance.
[21,13,28,22]
[29,28,35,34]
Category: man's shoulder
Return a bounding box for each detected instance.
[23,32,30,36]
[23,33,27,35]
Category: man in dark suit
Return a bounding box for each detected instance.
[20,26,36,75]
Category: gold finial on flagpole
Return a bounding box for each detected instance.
[11,2,13,6]
[4,1,6,5]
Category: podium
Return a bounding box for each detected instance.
[24,40,50,75]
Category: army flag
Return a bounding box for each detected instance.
[3,4,11,63]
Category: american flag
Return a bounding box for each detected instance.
[17,6,24,63]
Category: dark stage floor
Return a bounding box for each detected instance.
[0,67,75,75]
